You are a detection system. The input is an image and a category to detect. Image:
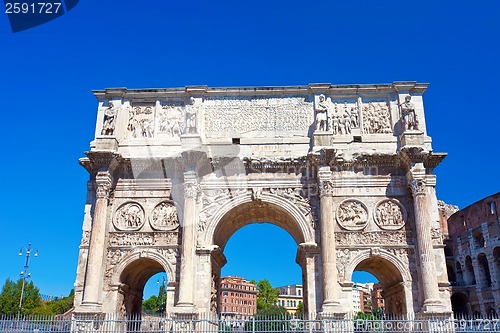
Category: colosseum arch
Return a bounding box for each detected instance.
[74,82,452,319]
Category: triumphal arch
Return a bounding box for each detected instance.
[74,82,452,318]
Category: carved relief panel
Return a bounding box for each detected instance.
[150,201,179,231]
[329,99,359,136]
[113,202,145,231]
[374,199,407,230]
[336,199,369,231]
[361,100,392,134]
[127,104,155,138]
[157,101,184,137]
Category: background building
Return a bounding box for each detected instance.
[371,283,385,311]
[219,276,257,321]
[442,193,500,316]
[276,284,303,316]
[352,283,374,314]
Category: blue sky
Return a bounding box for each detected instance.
[0,1,499,299]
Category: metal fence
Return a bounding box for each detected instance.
[1,313,500,333]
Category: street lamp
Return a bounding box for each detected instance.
[17,244,38,318]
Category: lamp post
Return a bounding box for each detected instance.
[17,243,38,319]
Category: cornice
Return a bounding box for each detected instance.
[92,81,430,101]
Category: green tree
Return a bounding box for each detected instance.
[142,295,159,312]
[255,280,279,311]
[296,301,303,317]
[31,289,75,315]
[0,278,41,315]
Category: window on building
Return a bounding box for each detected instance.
[491,202,497,215]
[473,230,485,248]
[298,289,301,296]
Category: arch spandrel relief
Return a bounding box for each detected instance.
[336,199,369,231]
[113,202,145,231]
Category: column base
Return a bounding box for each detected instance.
[76,301,103,314]
[421,298,449,313]
[174,303,195,313]
[321,300,344,315]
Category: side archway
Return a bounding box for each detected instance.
[111,249,177,315]
[344,249,412,315]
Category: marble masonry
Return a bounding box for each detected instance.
[74,82,452,318]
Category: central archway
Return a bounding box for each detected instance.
[205,193,318,317]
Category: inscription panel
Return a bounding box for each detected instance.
[203,96,313,137]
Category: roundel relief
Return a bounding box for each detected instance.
[150,201,179,231]
[374,199,407,230]
[113,202,145,231]
[336,199,368,231]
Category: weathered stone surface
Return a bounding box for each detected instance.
[75,82,450,317]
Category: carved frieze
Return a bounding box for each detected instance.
[127,105,154,138]
[158,101,184,137]
[150,201,179,231]
[329,101,359,135]
[109,232,154,247]
[336,199,368,231]
[335,230,410,246]
[109,232,178,247]
[203,96,313,137]
[362,101,392,134]
[374,199,407,230]
[113,202,145,231]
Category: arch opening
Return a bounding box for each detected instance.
[213,201,307,251]
[351,256,406,315]
[451,292,469,316]
[211,200,311,318]
[118,257,168,316]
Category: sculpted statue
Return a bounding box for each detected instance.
[185,97,197,134]
[315,94,328,131]
[101,101,118,135]
[400,95,419,131]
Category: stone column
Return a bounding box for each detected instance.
[297,243,320,318]
[318,168,342,314]
[408,166,445,312]
[82,171,112,308]
[176,171,198,310]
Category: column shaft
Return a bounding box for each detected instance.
[410,178,443,312]
[319,178,341,313]
[82,171,112,306]
[177,173,197,308]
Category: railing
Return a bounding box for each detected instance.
[1,313,500,333]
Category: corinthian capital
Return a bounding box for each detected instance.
[184,182,199,198]
[95,171,113,199]
[319,180,334,198]
[409,179,426,197]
